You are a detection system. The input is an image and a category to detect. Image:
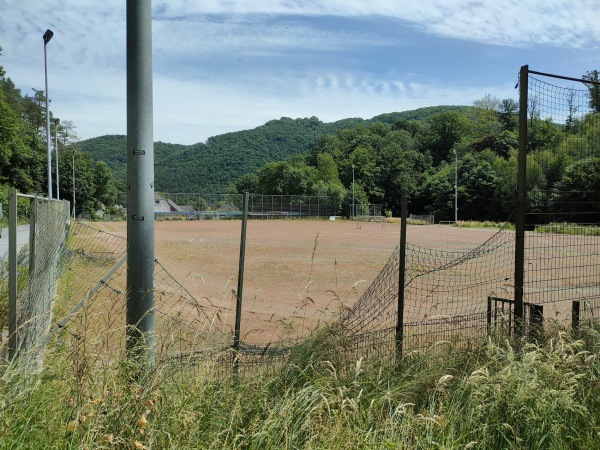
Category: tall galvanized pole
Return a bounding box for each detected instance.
[55,118,60,200]
[126,0,155,368]
[233,192,249,377]
[396,197,407,361]
[352,165,355,219]
[43,29,53,199]
[72,150,76,218]
[454,149,458,224]
[514,65,528,337]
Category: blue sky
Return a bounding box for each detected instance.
[1,0,598,145]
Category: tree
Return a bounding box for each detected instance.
[420,163,454,220]
[315,152,339,183]
[528,117,562,152]
[421,152,502,221]
[69,151,97,216]
[473,94,501,135]
[582,70,600,113]
[349,145,384,202]
[57,120,79,147]
[311,179,346,214]
[425,111,472,165]
[193,197,211,211]
[552,157,600,215]
[458,153,500,220]
[94,160,117,207]
[0,88,45,192]
[235,172,259,193]
[21,89,47,136]
[498,98,519,131]
[257,161,315,195]
[565,90,579,132]
[376,130,428,215]
[492,148,518,218]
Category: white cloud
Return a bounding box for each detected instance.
[148,70,516,145]
[153,0,600,48]
[0,0,597,145]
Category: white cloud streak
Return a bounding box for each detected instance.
[0,0,597,144]
[154,0,600,48]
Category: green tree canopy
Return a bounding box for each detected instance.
[582,70,600,113]
[552,157,600,215]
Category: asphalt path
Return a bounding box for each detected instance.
[0,224,31,259]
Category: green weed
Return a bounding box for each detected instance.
[1,324,600,449]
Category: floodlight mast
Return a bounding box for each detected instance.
[454,148,458,224]
[352,164,355,219]
[72,150,76,218]
[55,118,60,199]
[126,0,155,370]
[43,29,54,198]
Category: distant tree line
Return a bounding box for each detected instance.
[12,49,598,223]
[231,85,600,221]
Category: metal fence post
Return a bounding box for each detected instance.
[8,188,18,358]
[234,192,249,378]
[396,197,407,360]
[514,65,528,338]
[572,301,580,333]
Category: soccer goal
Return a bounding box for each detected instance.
[408,213,435,225]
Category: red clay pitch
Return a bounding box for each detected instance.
[97,220,500,344]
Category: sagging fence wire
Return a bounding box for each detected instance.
[2,68,599,373]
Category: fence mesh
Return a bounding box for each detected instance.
[16,199,69,369]
[51,222,232,361]
[157,193,343,219]
[339,223,516,352]
[3,69,600,371]
[524,76,600,312]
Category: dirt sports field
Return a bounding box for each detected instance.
[97,220,501,344]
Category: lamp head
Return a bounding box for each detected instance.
[43,29,54,44]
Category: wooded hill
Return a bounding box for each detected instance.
[81,97,600,221]
[3,44,598,222]
[80,106,472,194]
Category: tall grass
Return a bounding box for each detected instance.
[534,222,600,236]
[456,220,514,230]
[1,322,600,449]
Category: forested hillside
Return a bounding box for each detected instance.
[81,116,368,192]
[81,106,467,193]
[232,90,600,221]
[80,94,600,221]
[5,40,598,223]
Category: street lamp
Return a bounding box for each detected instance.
[72,149,76,218]
[453,148,458,224]
[43,28,54,198]
[352,164,355,220]
[54,117,60,200]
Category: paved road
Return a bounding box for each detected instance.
[0,224,31,259]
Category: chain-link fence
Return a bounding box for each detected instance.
[2,68,599,373]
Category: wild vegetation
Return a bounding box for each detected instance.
[1,319,600,449]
